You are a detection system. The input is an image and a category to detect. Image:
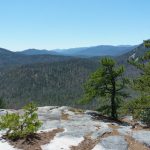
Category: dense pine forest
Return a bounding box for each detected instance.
[0,58,99,108]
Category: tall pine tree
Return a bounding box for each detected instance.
[81,57,128,119]
[130,40,150,98]
[125,40,150,126]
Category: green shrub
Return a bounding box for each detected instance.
[121,99,143,119]
[140,109,150,127]
[144,40,150,48]
[0,102,42,140]
[121,96,150,127]
[0,113,20,139]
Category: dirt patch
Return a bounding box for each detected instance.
[7,128,64,150]
[108,123,120,129]
[71,125,120,150]
[99,124,120,138]
[121,117,134,125]
[61,112,69,120]
[71,136,97,150]
[95,125,101,130]
[132,125,150,131]
[105,124,149,149]
[90,113,129,126]
[121,118,150,131]
[125,135,150,150]
[101,129,120,139]
[69,108,84,114]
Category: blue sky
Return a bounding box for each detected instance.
[0,0,150,51]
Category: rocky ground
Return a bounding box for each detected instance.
[0,106,150,150]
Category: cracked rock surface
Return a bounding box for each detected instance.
[0,106,150,150]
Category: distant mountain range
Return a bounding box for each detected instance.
[18,45,137,57]
[0,47,72,68]
[0,45,137,68]
[18,49,59,55]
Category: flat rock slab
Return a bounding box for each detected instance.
[38,108,61,121]
[41,133,84,150]
[132,131,150,147]
[117,126,132,136]
[40,120,61,130]
[1,106,149,150]
[91,127,112,140]
[93,136,128,150]
[0,109,17,116]
[0,140,16,150]
[60,115,101,138]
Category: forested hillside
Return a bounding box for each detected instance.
[0,58,99,108]
[0,43,148,109]
[116,43,150,77]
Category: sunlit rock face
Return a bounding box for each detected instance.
[0,106,150,150]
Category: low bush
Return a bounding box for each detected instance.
[0,102,42,140]
[140,109,150,127]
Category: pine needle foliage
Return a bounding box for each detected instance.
[126,40,150,126]
[0,102,42,140]
[81,57,129,119]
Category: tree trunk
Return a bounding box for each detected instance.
[111,93,117,119]
[111,79,117,119]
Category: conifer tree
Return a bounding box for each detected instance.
[126,40,150,126]
[81,57,128,119]
[0,102,42,140]
[129,40,150,98]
